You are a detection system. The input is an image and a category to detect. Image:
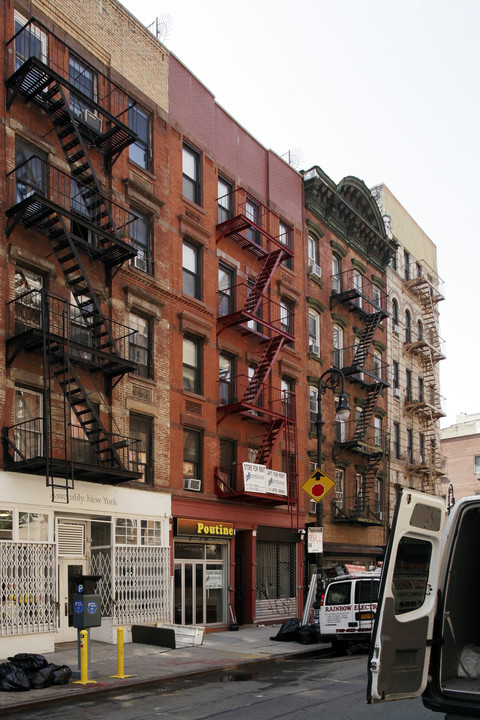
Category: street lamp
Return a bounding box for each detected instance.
[313,368,351,618]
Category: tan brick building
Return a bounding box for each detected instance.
[441,413,480,502]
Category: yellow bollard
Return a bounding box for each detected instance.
[110,626,133,679]
[73,629,97,685]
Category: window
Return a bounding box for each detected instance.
[308,310,320,355]
[219,354,234,406]
[280,297,294,340]
[404,250,410,280]
[14,387,43,459]
[14,266,44,330]
[373,350,382,380]
[248,364,263,412]
[353,270,363,308]
[278,220,293,269]
[182,144,201,205]
[0,511,13,540]
[218,263,235,316]
[334,468,344,511]
[70,292,94,361]
[335,398,347,443]
[333,325,343,367]
[332,255,341,293]
[15,138,46,203]
[129,105,150,170]
[246,277,263,332]
[246,197,261,246]
[405,310,412,343]
[406,369,412,402]
[309,386,318,434]
[416,261,422,278]
[418,376,424,402]
[393,361,400,392]
[71,403,97,464]
[418,319,424,341]
[130,210,152,273]
[392,537,432,615]
[372,284,381,309]
[393,422,400,460]
[183,428,202,486]
[183,240,201,299]
[391,298,399,328]
[183,336,201,394]
[308,235,319,266]
[14,13,47,70]
[374,476,383,519]
[281,377,294,419]
[374,416,382,446]
[326,581,351,606]
[115,518,137,545]
[129,414,152,483]
[407,428,414,463]
[419,433,425,464]
[474,456,480,475]
[129,312,151,378]
[219,438,236,489]
[217,176,233,223]
[140,519,162,546]
[256,540,296,600]
[390,248,397,271]
[69,54,96,117]
[70,178,97,245]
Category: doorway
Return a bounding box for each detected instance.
[56,520,87,642]
[174,541,227,626]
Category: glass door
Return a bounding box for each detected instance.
[174,542,226,626]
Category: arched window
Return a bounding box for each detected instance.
[418,319,423,341]
[405,309,412,343]
[392,298,399,327]
[333,325,343,367]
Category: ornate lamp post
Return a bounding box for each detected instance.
[313,368,350,617]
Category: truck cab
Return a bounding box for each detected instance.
[319,570,380,653]
[367,489,480,717]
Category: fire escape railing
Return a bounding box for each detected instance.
[330,269,388,316]
[333,345,389,385]
[217,282,294,340]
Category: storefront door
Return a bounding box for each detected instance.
[174,542,226,626]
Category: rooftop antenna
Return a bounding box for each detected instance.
[147,13,173,45]
[281,148,305,171]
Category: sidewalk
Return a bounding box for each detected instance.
[0,625,331,714]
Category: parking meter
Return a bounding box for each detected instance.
[72,575,102,629]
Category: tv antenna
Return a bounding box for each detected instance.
[147,13,173,45]
[281,148,305,171]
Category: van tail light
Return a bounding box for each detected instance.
[320,592,325,607]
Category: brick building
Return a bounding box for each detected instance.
[441,413,480,502]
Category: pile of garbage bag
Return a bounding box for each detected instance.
[270,618,320,645]
[0,653,71,692]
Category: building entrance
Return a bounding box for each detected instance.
[173,541,227,625]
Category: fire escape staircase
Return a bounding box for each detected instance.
[5,45,141,491]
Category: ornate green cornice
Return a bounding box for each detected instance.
[306,297,326,314]
[306,218,324,239]
[331,313,348,329]
[351,258,367,275]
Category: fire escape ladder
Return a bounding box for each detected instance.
[48,216,119,358]
[352,311,384,368]
[241,336,284,405]
[357,453,383,515]
[353,385,382,443]
[41,83,131,270]
[254,418,285,466]
[244,249,285,316]
[49,349,125,470]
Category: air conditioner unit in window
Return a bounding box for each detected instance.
[393,387,401,398]
[309,343,320,356]
[308,261,322,280]
[80,109,103,134]
[133,256,148,272]
[183,478,202,492]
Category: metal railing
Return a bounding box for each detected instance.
[331,269,388,314]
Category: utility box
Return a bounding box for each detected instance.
[72,575,102,629]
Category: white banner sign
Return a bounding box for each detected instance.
[242,463,287,497]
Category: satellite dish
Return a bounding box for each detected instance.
[282,148,305,171]
[147,13,173,44]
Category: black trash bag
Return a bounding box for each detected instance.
[8,653,48,673]
[270,617,300,642]
[29,664,54,689]
[49,664,72,686]
[0,662,30,692]
[297,624,320,645]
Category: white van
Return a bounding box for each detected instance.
[319,570,380,652]
[367,489,480,718]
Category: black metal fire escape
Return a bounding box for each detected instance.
[4,19,142,497]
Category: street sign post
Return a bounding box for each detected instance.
[301,469,335,503]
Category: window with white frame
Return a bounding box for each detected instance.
[182,144,201,205]
[14,386,43,459]
[373,350,382,380]
[130,210,152,273]
[353,270,363,308]
[183,240,201,299]
[372,284,381,309]
[69,54,96,117]
[18,512,49,542]
[332,254,341,293]
[129,105,151,170]
[129,311,151,378]
[333,325,343,367]
[308,310,320,355]
[217,176,233,223]
[309,386,318,434]
[334,468,345,509]
[474,456,480,475]
[14,12,47,70]
[0,510,13,540]
[374,416,382,446]
[308,235,319,266]
[278,220,293,269]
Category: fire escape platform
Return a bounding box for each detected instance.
[3,454,141,485]
[404,339,445,363]
[6,57,136,159]
[404,399,446,420]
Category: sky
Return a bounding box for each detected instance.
[121,0,480,428]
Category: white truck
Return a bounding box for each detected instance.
[319,569,380,653]
[367,489,480,718]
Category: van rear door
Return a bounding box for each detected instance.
[367,489,446,703]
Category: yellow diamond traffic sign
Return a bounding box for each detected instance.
[301,469,335,503]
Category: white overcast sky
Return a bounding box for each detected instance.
[121,0,480,428]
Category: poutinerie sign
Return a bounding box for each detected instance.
[177,518,234,537]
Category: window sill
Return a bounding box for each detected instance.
[127,158,156,181]
[181,195,206,215]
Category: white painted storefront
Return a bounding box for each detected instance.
[0,472,171,656]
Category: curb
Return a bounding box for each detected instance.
[0,645,332,715]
